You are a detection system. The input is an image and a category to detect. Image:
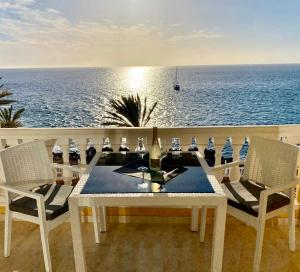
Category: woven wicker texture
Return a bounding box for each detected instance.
[0,140,53,189]
[243,137,299,188]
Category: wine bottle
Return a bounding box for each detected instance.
[149,127,161,171]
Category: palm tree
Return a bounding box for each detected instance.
[0,106,25,128]
[0,77,24,128]
[0,77,16,106]
[102,94,158,127]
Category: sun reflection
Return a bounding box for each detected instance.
[125,67,147,91]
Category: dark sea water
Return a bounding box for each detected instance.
[0,64,299,127]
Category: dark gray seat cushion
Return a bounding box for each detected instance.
[221,179,290,217]
[9,184,74,220]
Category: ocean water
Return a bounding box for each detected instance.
[0,64,299,128]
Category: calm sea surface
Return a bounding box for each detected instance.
[0,64,299,127]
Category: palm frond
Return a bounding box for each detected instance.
[12,108,25,121]
[0,106,11,120]
[0,99,17,105]
[0,78,16,106]
[109,99,137,126]
[102,112,134,127]
[0,90,13,99]
[102,93,158,127]
[144,102,158,126]
[101,121,132,127]
[0,106,24,128]
[141,97,147,124]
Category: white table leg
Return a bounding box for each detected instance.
[99,206,107,232]
[288,187,296,251]
[4,208,12,257]
[191,206,198,231]
[69,198,87,272]
[92,206,100,243]
[200,206,207,242]
[39,222,52,272]
[211,203,227,272]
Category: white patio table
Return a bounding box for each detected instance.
[69,152,227,272]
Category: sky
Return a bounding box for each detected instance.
[0,0,300,68]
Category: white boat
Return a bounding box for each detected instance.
[173,66,180,91]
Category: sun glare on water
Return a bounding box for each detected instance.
[125,67,148,92]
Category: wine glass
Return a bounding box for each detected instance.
[137,164,149,189]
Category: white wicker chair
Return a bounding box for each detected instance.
[0,140,84,272]
[200,136,300,272]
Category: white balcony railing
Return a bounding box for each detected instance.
[0,125,299,206]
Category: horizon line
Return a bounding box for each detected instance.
[1,62,300,70]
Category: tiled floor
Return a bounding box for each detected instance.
[0,218,300,272]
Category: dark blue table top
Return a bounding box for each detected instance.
[81,152,214,194]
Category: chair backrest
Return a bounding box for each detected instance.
[243,136,299,188]
[0,140,53,186]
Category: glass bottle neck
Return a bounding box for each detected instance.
[152,127,158,145]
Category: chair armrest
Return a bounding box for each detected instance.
[211,160,245,173]
[0,183,44,201]
[51,163,86,174]
[0,183,47,219]
[256,179,299,216]
[261,179,299,197]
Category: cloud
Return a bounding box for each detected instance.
[168,29,222,42]
[169,23,183,28]
[0,0,34,10]
[0,1,222,67]
[46,8,59,14]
